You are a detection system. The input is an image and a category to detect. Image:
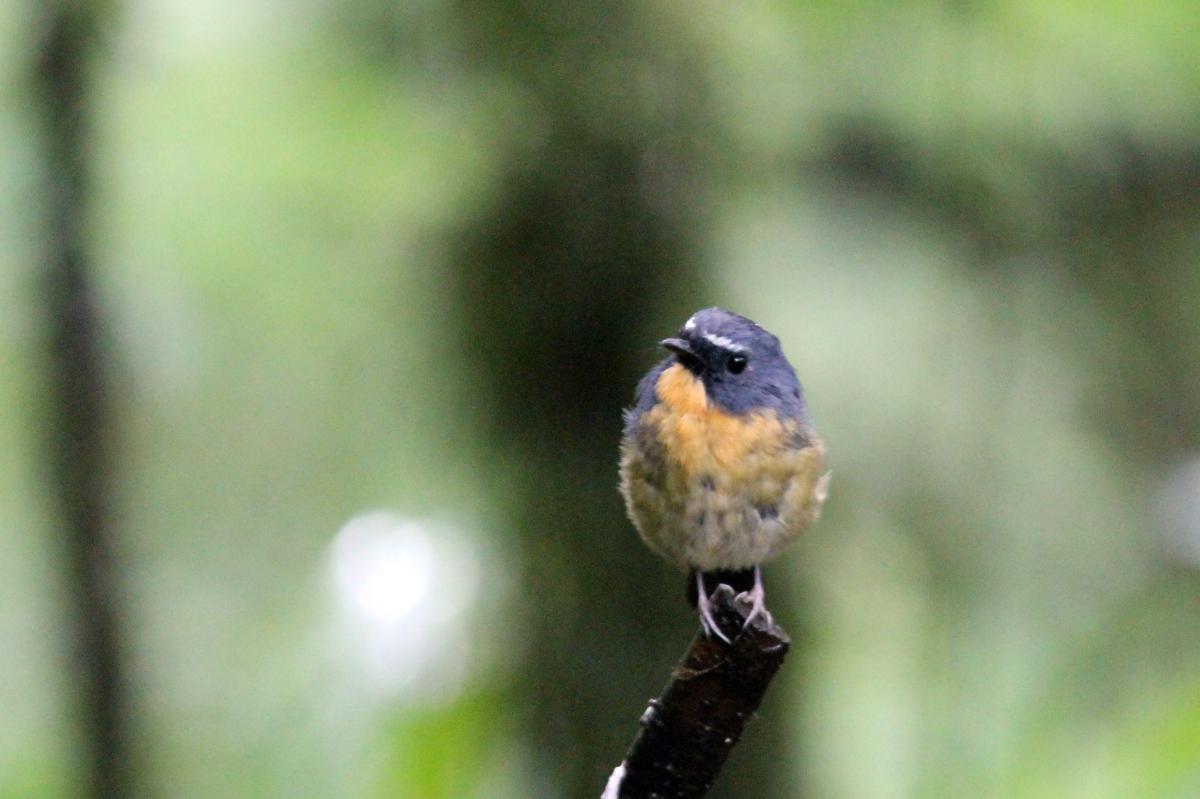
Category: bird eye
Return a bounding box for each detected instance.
[727,354,748,374]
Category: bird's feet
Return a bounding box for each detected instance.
[696,566,774,642]
[696,571,732,644]
[741,566,773,629]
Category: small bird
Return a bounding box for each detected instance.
[619,308,828,642]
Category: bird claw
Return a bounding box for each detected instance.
[698,592,732,644]
[741,583,773,630]
[696,566,774,643]
[696,571,732,644]
[741,565,773,630]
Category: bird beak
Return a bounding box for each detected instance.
[661,337,705,372]
[660,337,695,359]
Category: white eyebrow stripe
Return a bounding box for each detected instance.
[684,316,697,331]
[703,333,744,352]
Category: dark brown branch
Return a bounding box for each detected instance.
[33,5,131,799]
[603,586,790,799]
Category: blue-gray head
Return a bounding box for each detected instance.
[659,307,809,419]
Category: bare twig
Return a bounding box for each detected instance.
[603,586,790,799]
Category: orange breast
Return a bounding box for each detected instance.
[620,363,828,569]
[649,364,791,474]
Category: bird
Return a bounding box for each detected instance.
[619,307,828,642]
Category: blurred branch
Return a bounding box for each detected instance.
[602,586,790,799]
[33,4,132,799]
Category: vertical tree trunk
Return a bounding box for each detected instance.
[443,4,800,795]
[449,131,707,797]
[32,5,131,798]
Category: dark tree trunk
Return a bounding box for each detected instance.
[32,5,132,798]
[444,5,722,795]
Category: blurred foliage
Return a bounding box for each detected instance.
[4,0,1200,797]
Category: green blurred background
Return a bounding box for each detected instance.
[5,1,1200,797]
